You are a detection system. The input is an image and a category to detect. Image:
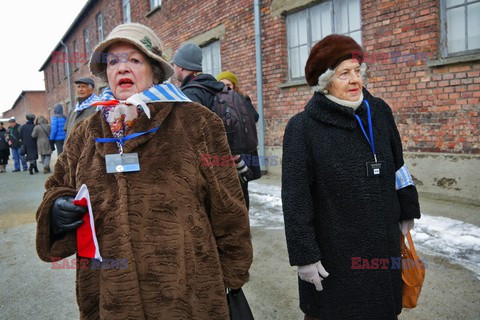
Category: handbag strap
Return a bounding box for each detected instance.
[39,124,49,137]
[405,231,420,262]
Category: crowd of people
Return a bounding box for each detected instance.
[27,23,420,320]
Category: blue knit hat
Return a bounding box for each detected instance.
[173,43,203,71]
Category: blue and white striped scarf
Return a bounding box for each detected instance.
[75,93,100,112]
[96,83,191,118]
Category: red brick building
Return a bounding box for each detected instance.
[39,0,480,204]
[2,91,48,124]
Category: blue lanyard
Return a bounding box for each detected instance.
[95,126,159,153]
[354,100,377,162]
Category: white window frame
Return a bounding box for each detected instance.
[440,0,480,57]
[123,0,131,23]
[150,0,162,10]
[201,41,222,77]
[97,13,104,42]
[286,0,362,80]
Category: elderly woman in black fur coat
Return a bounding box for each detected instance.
[281,34,421,320]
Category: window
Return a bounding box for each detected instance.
[57,63,61,84]
[201,41,222,77]
[123,0,131,23]
[64,51,68,77]
[441,0,480,56]
[286,0,362,80]
[51,66,54,87]
[84,28,90,61]
[97,14,104,42]
[150,0,161,10]
[73,40,79,69]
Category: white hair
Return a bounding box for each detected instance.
[312,63,367,94]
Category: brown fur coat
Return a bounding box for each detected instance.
[36,101,253,319]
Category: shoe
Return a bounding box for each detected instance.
[43,166,50,174]
[29,164,34,175]
[34,163,39,173]
[12,169,20,172]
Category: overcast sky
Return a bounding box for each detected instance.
[0,0,89,114]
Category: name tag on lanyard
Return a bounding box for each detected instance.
[355,100,385,177]
[105,153,140,173]
[96,126,160,174]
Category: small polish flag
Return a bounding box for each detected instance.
[73,184,102,261]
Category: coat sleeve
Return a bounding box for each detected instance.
[281,114,322,266]
[31,126,38,139]
[35,122,86,262]
[50,117,57,140]
[384,102,421,220]
[199,112,253,289]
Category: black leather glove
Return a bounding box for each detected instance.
[51,196,87,235]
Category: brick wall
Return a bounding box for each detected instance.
[41,0,479,154]
[3,91,48,125]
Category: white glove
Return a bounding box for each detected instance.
[399,219,414,236]
[298,261,329,291]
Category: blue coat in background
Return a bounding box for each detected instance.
[50,104,66,141]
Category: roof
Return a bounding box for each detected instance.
[38,0,95,71]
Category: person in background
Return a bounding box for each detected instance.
[216,70,262,209]
[282,34,420,320]
[7,117,27,172]
[36,23,252,319]
[50,103,67,155]
[172,42,224,109]
[32,116,53,174]
[0,122,10,172]
[20,113,39,175]
[65,77,99,136]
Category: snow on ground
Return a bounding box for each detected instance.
[248,181,480,279]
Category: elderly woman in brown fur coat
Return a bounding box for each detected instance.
[36,23,252,320]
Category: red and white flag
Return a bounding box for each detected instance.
[73,184,102,261]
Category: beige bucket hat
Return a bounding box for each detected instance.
[89,23,173,80]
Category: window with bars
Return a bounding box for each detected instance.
[123,0,131,23]
[150,0,162,10]
[57,63,61,84]
[201,41,222,77]
[84,28,90,61]
[441,0,480,57]
[73,40,79,69]
[286,0,362,80]
[97,14,104,42]
[51,66,55,88]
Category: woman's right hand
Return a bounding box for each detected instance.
[298,261,329,291]
[51,196,86,234]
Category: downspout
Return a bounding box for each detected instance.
[254,0,266,172]
[60,40,74,111]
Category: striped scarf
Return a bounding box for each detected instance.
[75,93,100,113]
[92,83,191,140]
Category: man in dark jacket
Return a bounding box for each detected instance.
[65,77,99,136]
[7,117,27,172]
[172,42,224,110]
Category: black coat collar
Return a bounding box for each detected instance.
[305,88,375,129]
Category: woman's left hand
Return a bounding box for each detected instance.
[400,219,414,236]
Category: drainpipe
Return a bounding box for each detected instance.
[60,40,74,111]
[254,0,266,172]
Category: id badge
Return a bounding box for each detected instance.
[105,153,140,173]
[366,161,385,177]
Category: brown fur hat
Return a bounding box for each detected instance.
[305,34,363,86]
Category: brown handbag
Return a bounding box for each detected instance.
[401,231,426,308]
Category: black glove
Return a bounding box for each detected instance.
[51,196,86,234]
[234,155,254,184]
